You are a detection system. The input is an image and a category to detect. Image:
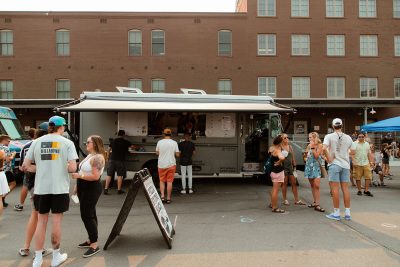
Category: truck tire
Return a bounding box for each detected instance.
[143,160,159,185]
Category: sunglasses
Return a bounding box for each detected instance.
[358,136,365,138]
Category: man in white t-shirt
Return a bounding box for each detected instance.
[156,128,180,204]
[23,116,78,267]
[323,118,353,221]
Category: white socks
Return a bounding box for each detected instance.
[333,208,340,216]
[345,208,351,216]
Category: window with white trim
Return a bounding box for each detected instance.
[56,79,70,99]
[258,0,276,16]
[360,77,377,98]
[327,35,345,56]
[218,79,232,95]
[128,79,142,90]
[395,0,400,18]
[258,34,276,56]
[326,0,344,17]
[0,30,13,56]
[128,30,142,56]
[292,34,310,56]
[394,78,400,97]
[291,0,309,17]
[359,0,376,18]
[0,80,13,99]
[360,35,378,56]
[56,29,70,56]
[292,77,310,98]
[151,79,165,93]
[151,30,165,56]
[395,36,400,56]
[327,77,345,98]
[258,77,276,97]
[218,30,232,56]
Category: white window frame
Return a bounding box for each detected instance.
[151,79,165,93]
[258,77,276,97]
[327,35,345,56]
[258,0,276,16]
[257,34,276,56]
[218,79,232,95]
[291,0,309,17]
[326,0,344,18]
[327,77,345,98]
[128,79,143,90]
[0,30,13,56]
[359,0,377,18]
[360,77,377,98]
[128,30,142,56]
[360,35,378,57]
[151,30,165,56]
[394,78,400,98]
[394,0,400,18]
[0,80,13,99]
[292,77,310,98]
[395,36,400,56]
[56,79,70,99]
[218,30,232,56]
[56,29,70,56]
[291,34,310,56]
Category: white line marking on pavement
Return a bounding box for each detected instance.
[174,215,178,229]
[381,223,398,229]
[240,216,255,223]
[128,255,147,267]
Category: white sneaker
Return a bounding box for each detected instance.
[33,256,43,267]
[188,189,194,194]
[180,190,186,194]
[51,253,68,267]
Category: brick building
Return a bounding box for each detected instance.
[0,0,399,135]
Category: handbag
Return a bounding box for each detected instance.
[317,160,328,178]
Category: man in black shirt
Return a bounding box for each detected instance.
[104,130,132,195]
[178,132,196,194]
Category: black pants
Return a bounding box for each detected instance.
[77,180,102,243]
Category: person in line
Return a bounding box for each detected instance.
[72,135,106,258]
[370,144,385,186]
[269,135,286,213]
[0,134,17,208]
[104,130,133,195]
[0,150,9,217]
[179,132,196,194]
[14,128,37,211]
[23,116,78,267]
[18,123,53,257]
[156,128,180,204]
[351,132,374,197]
[304,132,325,212]
[381,143,391,178]
[281,134,305,206]
[323,118,353,221]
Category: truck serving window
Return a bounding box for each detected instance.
[148,112,206,136]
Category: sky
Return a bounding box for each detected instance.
[0,0,237,12]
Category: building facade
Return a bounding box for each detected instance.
[0,0,399,135]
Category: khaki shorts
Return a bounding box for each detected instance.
[354,165,372,180]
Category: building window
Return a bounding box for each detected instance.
[151,30,165,56]
[0,30,13,56]
[395,78,400,97]
[56,29,70,56]
[151,79,165,93]
[395,36,400,56]
[292,77,310,98]
[128,79,142,90]
[360,35,378,56]
[291,0,309,17]
[360,77,377,98]
[218,30,232,56]
[258,77,276,97]
[326,0,344,17]
[327,77,345,98]
[395,0,400,18]
[56,79,70,99]
[258,0,276,16]
[292,34,310,56]
[0,80,13,99]
[218,79,232,95]
[128,30,142,56]
[257,34,276,56]
[327,35,345,56]
[359,0,376,18]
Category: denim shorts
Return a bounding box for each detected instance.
[328,164,350,183]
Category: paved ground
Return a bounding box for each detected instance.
[0,167,399,267]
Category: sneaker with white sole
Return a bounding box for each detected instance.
[14,204,24,211]
[33,257,43,267]
[188,189,193,194]
[343,214,351,221]
[180,189,186,194]
[326,213,341,221]
[51,252,68,267]
[83,247,100,258]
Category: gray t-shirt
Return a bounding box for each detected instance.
[26,134,78,195]
[323,131,353,169]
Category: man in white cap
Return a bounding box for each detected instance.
[323,118,353,221]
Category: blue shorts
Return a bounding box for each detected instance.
[328,164,350,183]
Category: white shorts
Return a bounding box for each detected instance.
[0,171,10,196]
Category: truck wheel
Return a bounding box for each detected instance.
[144,160,159,185]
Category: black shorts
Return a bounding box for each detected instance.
[107,160,126,177]
[33,194,70,214]
[5,171,15,183]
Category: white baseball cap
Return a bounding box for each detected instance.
[332,118,342,126]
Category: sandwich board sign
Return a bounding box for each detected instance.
[104,168,174,250]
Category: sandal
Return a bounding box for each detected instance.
[166,199,171,204]
[283,200,290,206]
[314,205,325,212]
[308,203,316,208]
[161,197,166,203]
[272,208,285,213]
[294,200,306,205]
[18,248,29,257]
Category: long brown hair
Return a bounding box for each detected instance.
[88,135,108,161]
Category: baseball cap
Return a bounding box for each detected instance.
[163,128,172,135]
[38,122,49,131]
[49,116,67,127]
[332,118,342,126]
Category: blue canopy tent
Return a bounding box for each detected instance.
[361,116,400,132]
